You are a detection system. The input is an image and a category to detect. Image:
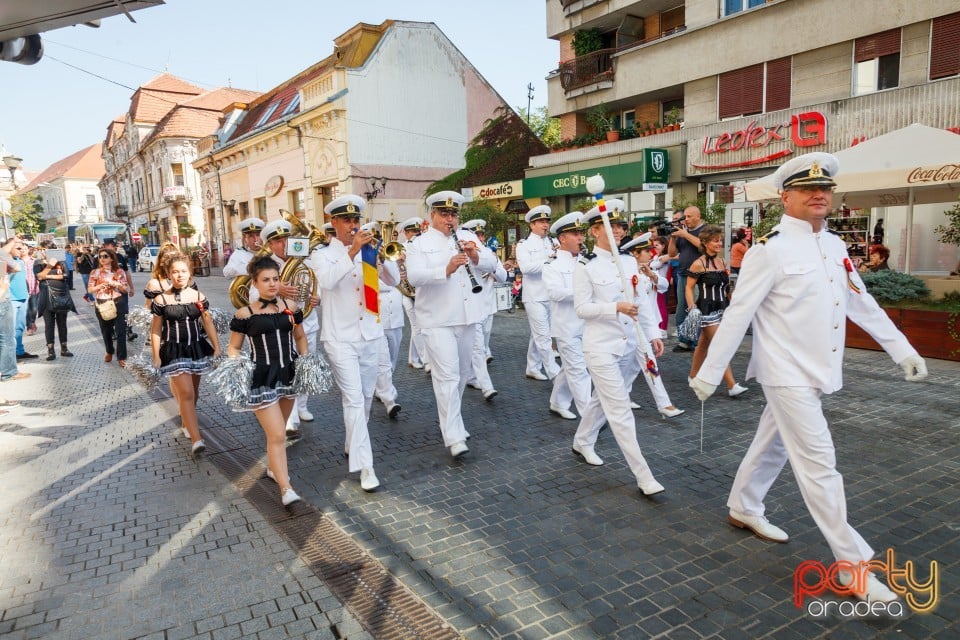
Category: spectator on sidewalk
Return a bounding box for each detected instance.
[9,241,37,360]
[103,238,137,341]
[24,245,39,336]
[64,243,76,290]
[36,253,77,360]
[89,247,130,367]
[667,206,705,351]
[75,245,96,303]
[0,238,30,382]
[730,228,750,275]
[651,236,670,339]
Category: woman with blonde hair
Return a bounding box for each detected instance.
[150,252,220,455]
[88,247,129,366]
[143,243,183,306]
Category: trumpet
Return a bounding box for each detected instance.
[450,225,483,294]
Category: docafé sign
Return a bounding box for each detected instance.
[524,151,669,197]
[472,180,523,200]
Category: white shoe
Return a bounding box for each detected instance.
[409,361,424,370]
[525,371,548,381]
[550,404,576,420]
[298,409,314,422]
[629,401,642,410]
[659,406,685,418]
[191,440,206,455]
[386,403,401,419]
[639,479,665,496]
[265,468,278,483]
[281,488,301,506]
[839,570,899,604]
[285,425,301,439]
[181,427,190,439]
[483,389,498,401]
[727,510,789,543]
[424,363,431,374]
[466,381,482,390]
[360,467,380,492]
[728,383,748,397]
[571,445,603,466]
[450,441,469,458]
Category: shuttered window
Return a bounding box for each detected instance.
[855,29,901,63]
[718,59,791,119]
[930,12,960,80]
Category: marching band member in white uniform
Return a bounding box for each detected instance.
[405,191,496,458]
[359,221,404,419]
[223,217,264,279]
[460,218,503,401]
[543,212,591,421]
[398,217,428,370]
[313,196,401,492]
[516,205,560,381]
[691,153,927,603]
[620,233,684,418]
[571,207,665,497]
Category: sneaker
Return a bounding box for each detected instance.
[298,409,314,422]
[728,383,748,397]
[191,440,206,455]
[281,488,301,506]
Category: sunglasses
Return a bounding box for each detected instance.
[99,254,111,259]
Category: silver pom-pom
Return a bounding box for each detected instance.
[127,306,153,334]
[292,352,334,396]
[206,357,254,409]
[207,307,233,335]
[126,353,161,389]
[678,308,702,344]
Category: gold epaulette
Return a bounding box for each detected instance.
[757,230,780,245]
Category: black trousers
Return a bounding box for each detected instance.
[43,310,68,345]
[96,299,127,360]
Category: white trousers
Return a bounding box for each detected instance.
[422,324,474,447]
[728,385,874,563]
[465,321,495,392]
[402,296,427,366]
[634,354,674,410]
[322,338,381,472]
[549,335,592,416]
[573,349,657,487]
[481,313,493,357]
[287,327,318,428]
[375,330,400,406]
[524,300,558,378]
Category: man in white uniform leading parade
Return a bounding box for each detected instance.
[690,152,928,604]
[222,218,265,280]
[516,205,560,381]
[405,191,496,459]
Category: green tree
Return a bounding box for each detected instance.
[935,197,960,246]
[458,199,514,245]
[9,193,44,237]
[516,105,561,147]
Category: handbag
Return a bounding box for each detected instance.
[97,298,118,321]
[47,286,73,312]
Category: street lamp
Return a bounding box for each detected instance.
[2,155,21,240]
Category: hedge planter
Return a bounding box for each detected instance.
[845,307,960,361]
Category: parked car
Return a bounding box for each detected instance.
[137,245,160,272]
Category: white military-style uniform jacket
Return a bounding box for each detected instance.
[516,233,555,303]
[405,227,496,329]
[543,250,584,340]
[222,247,256,279]
[478,257,508,317]
[379,278,405,331]
[573,247,660,356]
[698,215,917,393]
[312,237,399,342]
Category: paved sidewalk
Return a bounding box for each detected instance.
[2,282,957,639]
[0,305,370,640]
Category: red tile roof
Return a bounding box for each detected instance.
[20,144,105,192]
[141,87,262,146]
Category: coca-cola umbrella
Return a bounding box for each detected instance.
[745,123,960,272]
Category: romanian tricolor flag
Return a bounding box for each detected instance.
[360,244,380,320]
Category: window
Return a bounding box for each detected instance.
[289,189,305,216]
[930,12,960,80]
[254,102,281,127]
[722,0,766,18]
[853,29,900,95]
[718,58,791,119]
[238,201,249,218]
[86,194,96,208]
[620,110,635,130]
[281,94,300,116]
[171,163,185,187]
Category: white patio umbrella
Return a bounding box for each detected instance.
[744,123,960,272]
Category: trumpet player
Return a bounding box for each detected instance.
[517,205,560,381]
[460,218,504,401]
[261,220,319,437]
[405,191,496,459]
[223,217,265,287]
[359,221,405,419]
[397,217,428,371]
[313,196,400,491]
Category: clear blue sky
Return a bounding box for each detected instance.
[0,0,558,173]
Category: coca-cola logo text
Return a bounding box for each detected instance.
[907,164,960,184]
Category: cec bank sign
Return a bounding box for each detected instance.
[523,149,669,197]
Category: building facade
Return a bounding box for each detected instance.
[18,143,105,233]
[532,0,960,273]
[195,20,508,251]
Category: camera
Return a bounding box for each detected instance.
[656,220,682,237]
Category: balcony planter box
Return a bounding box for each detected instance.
[605,130,620,143]
[845,307,960,361]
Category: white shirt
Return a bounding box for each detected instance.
[478,256,507,317]
[405,227,496,329]
[543,250,583,340]
[379,280,405,330]
[516,232,554,303]
[223,247,256,278]
[574,247,659,356]
[313,238,399,342]
[698,215,917,393]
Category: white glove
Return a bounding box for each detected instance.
[898,354,928,382]
[689,376,716,402]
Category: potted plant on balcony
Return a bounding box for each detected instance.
[572,28,603,57]
[587,103,618,143]
[664,106,683,131]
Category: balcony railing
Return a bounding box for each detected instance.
[163,186,192,203]
[558,48,616,91]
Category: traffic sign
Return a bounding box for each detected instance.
[131,232,142,242]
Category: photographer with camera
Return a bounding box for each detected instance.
[667,206,705,351]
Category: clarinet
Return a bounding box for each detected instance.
[450,225,483,294]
